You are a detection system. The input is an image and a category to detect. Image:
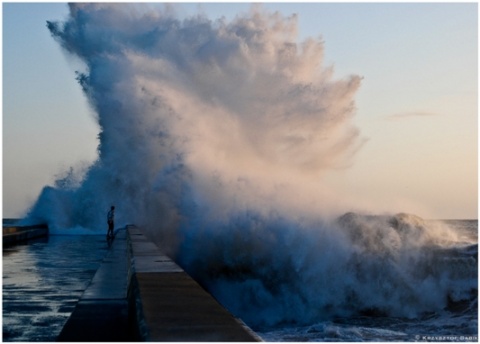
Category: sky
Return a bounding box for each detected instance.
[2,2,478,220]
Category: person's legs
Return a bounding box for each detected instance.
[107,221,113,238]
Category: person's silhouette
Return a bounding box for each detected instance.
[107,206,115,239]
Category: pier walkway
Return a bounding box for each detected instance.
[57,225,261,342]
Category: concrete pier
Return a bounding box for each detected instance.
[57,228,132,342]
[3,224,48,246]
[57,226,261,342]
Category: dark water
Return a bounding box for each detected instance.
[2,235,108,341]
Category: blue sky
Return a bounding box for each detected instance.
[3,2,478,219]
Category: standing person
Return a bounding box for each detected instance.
[107,206,115,239]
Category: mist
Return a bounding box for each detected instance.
[27,3,363,235]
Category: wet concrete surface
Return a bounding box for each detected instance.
[56,230,134,342]
[127,226,261,341]
[4,228,261,342]
[2,235,109,341]
[57,227,260,342]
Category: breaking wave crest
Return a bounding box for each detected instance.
[177,212,477,327]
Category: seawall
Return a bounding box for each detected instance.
[57,225,261,342]
[3,223,48,246]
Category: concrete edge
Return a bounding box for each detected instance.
[57,228,135,342]
[2,226,49,247]
[126,225,263,342]
[126,225,150,341]
[58,225,262,342]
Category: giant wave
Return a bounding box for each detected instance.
[22,3,477,331]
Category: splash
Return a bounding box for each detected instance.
[178,212,477,326]
[24,3,476,328]
[28,3,362,234]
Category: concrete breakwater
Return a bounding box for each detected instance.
[3,223,48,247]
[58,225,261,342]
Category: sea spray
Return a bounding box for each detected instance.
[176,211,477,326]
[23,3,477,328]
[28,3,362,235]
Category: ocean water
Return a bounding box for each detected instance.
[2,235,108,341]
[252,220,478,342]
